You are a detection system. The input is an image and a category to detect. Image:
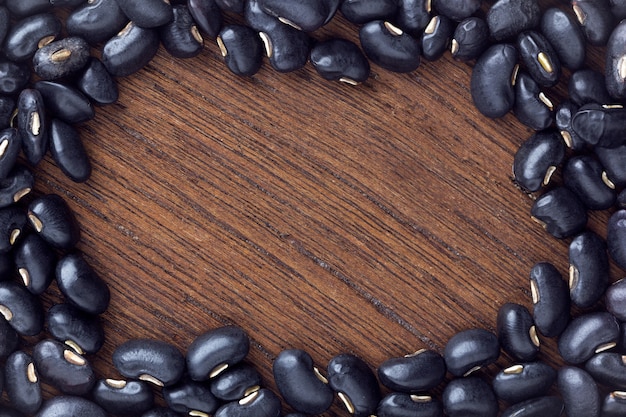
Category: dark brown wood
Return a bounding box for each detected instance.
[18,1,618,414]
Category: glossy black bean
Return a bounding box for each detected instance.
[443,328,500,376]
[377,349,446,393]
[215,0,245,13]
[187,326,250,381]
[487,0,540,41]
[160,5,204,58]
[76,58,119,105]
[595,144,626,188]
[571,0,614,46]
[210,362,262,401]
[214,388,281,417]
[359,20,421,73]
[513,72,554,130]
[501,396,563,417]
[0,281,43,336]
[572,105,626,148]
[50,119,92,183]
[558,312,620,364]
[0,165,34,208]
[92,379,155,415]
[217,25,263,77]
[563,155,615,210]
[0,96,15,131]
[310,38,370,84]
[113,339,185,387]
[421,15,454,62]
[141,407,181,417]
[56,253,110,315]
[5,351,42,414]
[188,0,222,38]
[116,0,174,28]
[328,353,381,417]
[556,100,585,150]
[36,396,107,417]
[5,0,52,16]
[376,393,443,417]
[513,131,564,192]
[493,362,556,403]
[569,69,612,106]
[470,43,518,118]
[602,391,626,417]
[0,60,29,96]
[47,303,105,355]
[28,194,80,250]
[395,0,431,36]
[530,187,587,239]
[33,339,96,395]
[442,376,498,417]
[451,17,489,62]
[340,0,397,24]
[433,0,479,21]
[17,89,47,166]
[3,13,61,62]
[606,20,626,100]
[540,8,585,70]
[33,37,90,81]
[0,205,26,253]
[517,30,560,87]
[34,81,94,124]
[0,316,18,358]
[558,366,600,417]
[608,210,626,270]
[164,378,220,415]
[66,0,128,45]
[14,233,56,295]
[530,262,570,337]
[585,352,626,389]
[606,279,626,322]
[258,0,339,32]
[102,22,160,77]
[568,231,608,308]
[497,303,540,362]
[0,129,22,180]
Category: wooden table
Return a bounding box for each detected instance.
[30,0,616,414]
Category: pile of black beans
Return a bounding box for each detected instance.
[0,0,625,416]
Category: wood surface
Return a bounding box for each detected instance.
[23,0,618,414]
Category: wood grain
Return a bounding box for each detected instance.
[13,0,619,414]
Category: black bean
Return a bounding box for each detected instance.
[0,205,26,253]
[606,20,626,100]
[34,81,94,124]
[569,69,613,106]
[0,281,43,336]
[470,43,518,118]
[17,89,48,166]
[0,129,22,180]
[451,17,489,62]
[487,0,540,41]
[530,262,570,338]
[606,279,626,321]
[163,378,220,415]
[602,391,626,417]
[0,315,19,358]
[328,353,381,417]
[188,0,222,38]
[0,60,29,96]
[102,22,160,77]
[258,0,339,32]
[571,0,614,46]
[540,8,585,70]
[215,0,245,14]
[0,164,34,208]
[572,106,626,148]
[595,144,626,188]
[214,388,281,417]
[611,0,626,18]
[66,0,128,45]
[187,326,250,381]
[0,96,15,131]
[517,31,560,87]
[493,362,556,403]
[340,0,397,25]
[421,15,455,62]
[497,303,540,362]
[443,328,500,376]
[33,339,96,395]
[513,71,554,130]
[76,58,119,105]
[530,187,587,239]
[558,312,620,364]
[56,253,110,315]
[5,350,41,415]
[210,362,262,401]
[442,376,498,417]
[513,131,564,192]
[568,231,608,309]
[501,396,563,417]
[395,0,431,36]
[113,339,185,387]
[28,194,80,250]
[49,118,92,183]
[585,352,626,390]
[3,13,62,62]
[36,396,107,417]
[160,5,204,59]
[608,210,626,270]
[376,393,443,417]
[141,407,181,417]
[47,303,105,355]
[563,155,615,210]
[14,233,56,295]
[377,349,446,393]
[5,0,52,17]
[217,25,263,77]
[310,38,370,84]
[116,0,174,28]
[434,0,480,21]
[92,379,155,415]
[359,20,421,73]
[33,37,90,81]
[556,100,585,150]
[558,366,600,417]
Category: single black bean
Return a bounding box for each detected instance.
[187,326,250,381]
[530,187,587,239]
[442,376,498,417]
[310,38,370,84]
[497,303,540,362]
[0,129,22,180]
[585,352,626,389]
[513,71,554,130]
[76,58,119,105]
[540,8,585,70]
[33,339,96,395]
[210,362,262,401]
[0,164,34,208]
[530,262,570,338]
[602,391,626,417]
[359,20,421,73]
[606,279,626,321]
[214,388,281,417]
[558,312,620,364]
[608,210,626,270]
[47,303,105,355]
[569,69,613,106]
[34,81,94,124]
[568,231,608,309]
[116,0,174,28]
[50,118,92,183]
[102,22,160,77]
[443,328,500,376]
[451,17,489,62]
[571,0,614,46]
[377,349,446,393]
[487,0,540,41]
[160,5,204,58]
[258,0,339,32]
[0,281,43,336]
[493,362,556,403]
[217,25,263,77]
[188,0,222,39]
[66,0,128,45]
[328,353,381,417]
[501,396,564,417]
[558,366,600,417]
[595,144,626,188]
[5,351,42,414]
[0,316,19,358]
[606,20,626,100]
[56,253,110,315]
[0,205,26,253]
[163,378,220,415]
[33,37,90,81]
[0,96,15,131]
[376,393,443,417]
[563,155,615,210]
[5,0,52,16]
[3,13,61,62]
[92,379,155,416]
[556,100,585,150]
[395,0,431,36]
[141,407,181,417]
[215,0,245,13]
[572,106,626,148]
[517,30,560,87]
[470,43,518,118]
[28,194,80,250]
[421,15,455,62]
[17,89,47,166]
[0,60,29,96]
[513,130,564,192]
[433,0,479,21]
[340,0,397,25]
[36,396,107,417]
[14,233,56,295]
[113,339,185,387]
